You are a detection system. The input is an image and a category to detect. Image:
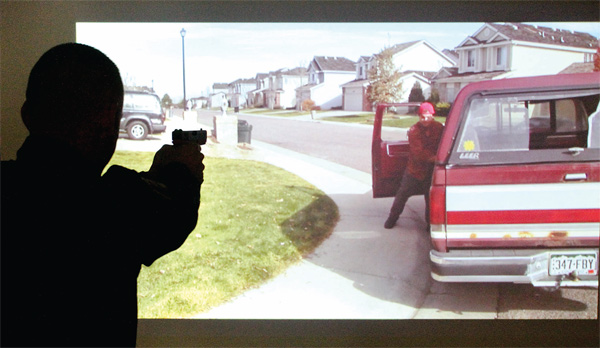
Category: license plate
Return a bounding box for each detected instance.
[549,254,598,276]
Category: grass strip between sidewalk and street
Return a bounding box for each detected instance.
[320,114,447,128]
[241,108,311,117]
[107,151,339,318]
[240,108,445,127]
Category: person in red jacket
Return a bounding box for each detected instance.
[385,102,443,229]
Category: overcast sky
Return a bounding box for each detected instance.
[76,22,599,102]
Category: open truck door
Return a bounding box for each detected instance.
[371,102,421,198]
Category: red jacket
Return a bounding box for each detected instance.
[407,120,444,180]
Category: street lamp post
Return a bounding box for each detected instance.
[180,28,187,111]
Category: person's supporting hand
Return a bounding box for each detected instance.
[149,142,205,183]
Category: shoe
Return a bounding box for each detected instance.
[384,216,397,229]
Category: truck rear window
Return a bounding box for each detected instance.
[449,90,600,165]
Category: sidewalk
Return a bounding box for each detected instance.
[193,139,433,319]
[162,116,420,318]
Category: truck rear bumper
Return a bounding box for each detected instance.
[430,249,599,287]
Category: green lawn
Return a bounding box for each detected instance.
[107,151,339,318]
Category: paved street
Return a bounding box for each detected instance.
[196,109,408,174]
[119,111,597,321]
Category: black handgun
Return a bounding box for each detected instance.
[172,129,207,145]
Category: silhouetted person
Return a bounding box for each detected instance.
[1,43,204,347]
[384,102,443,229]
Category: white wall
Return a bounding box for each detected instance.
[279,75,305,108]
[392,43,454,72]
[510,45,591,77]
[312,72,355,109]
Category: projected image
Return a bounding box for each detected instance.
[77,22,599,319]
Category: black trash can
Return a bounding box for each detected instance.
[234,106,240,113]
[237,120,252,144]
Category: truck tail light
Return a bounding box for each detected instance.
[429,166,447,252]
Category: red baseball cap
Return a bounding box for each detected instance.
[419,102,435,116]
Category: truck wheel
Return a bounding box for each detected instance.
[127,121,148,140]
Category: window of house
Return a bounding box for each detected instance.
[467,50,475,67]
[496,47,505,67]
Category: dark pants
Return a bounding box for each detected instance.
[387,172,431,224]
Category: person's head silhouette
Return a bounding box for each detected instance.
[21,43,124,172]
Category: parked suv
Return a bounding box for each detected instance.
[372,73,599,288]
[120,91,166,140]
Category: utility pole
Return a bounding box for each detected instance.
[180,28,187,110]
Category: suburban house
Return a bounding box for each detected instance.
[341,40,456,111]
[208,82,229,108]
[247,73,269,108]
[189,96,208,109]
[208,92,227,110]
[228,78,256,109]
[433,22,599,102]
[296,56,356,110]
[264,67,308,109]
[339,55,372,111]
[212,82,228,95]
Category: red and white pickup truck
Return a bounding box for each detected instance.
[372,73,599,288]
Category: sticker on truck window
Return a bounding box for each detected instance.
[463,140,476,152]
[459,152,479,160]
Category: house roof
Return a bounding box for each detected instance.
[398,72,433,85]
[442,49,459,63]
[312,56,355,72]
[388,40,421,54]
[461,22,598,50]
[340,79,369,88]
[296,83,322,92]
[400,70,437,80]
[229,78,256,85]
[286,67,308,75]
[384,40,456,67]
[431,66,459,80]
[491,23,597,49]
[433,70,508,83]
[269,67,307,76]
[559,62,595,74]
[212,83,229,89]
